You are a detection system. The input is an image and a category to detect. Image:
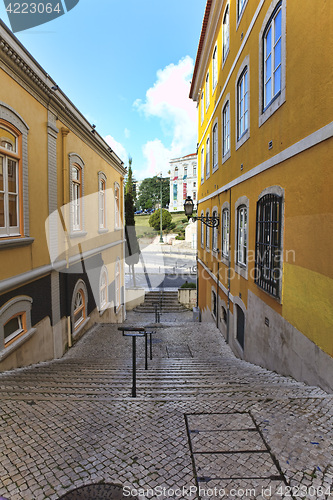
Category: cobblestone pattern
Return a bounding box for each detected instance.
[0,314,332,499]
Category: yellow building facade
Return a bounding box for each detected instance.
[190,0,333,391]
[0,21,126,371]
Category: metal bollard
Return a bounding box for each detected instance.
[118,327,145,397]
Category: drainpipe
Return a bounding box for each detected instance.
[226,188,231,344]
[61,128,71,348]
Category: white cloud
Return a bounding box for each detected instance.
[134,56,197,177]
[124,128,131,139]
[104,135,128,164]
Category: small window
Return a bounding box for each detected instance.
[222,101,230,157]
[114,183,120,229]
[212,210,218,251]
[4,313,26,346]
[237,205,247,266]
[238,0,247,18]
[100,266,109,310]
[205,73,210,110]
[98,173,107,230]
[212,123,218,171]
[193,165,197,177]
[223,5,230,61]
[206,211,210,249]
[212,45,218,91]
[206,137,210,178]
[237,68,249,139]
[222,208,229,257]
[73,289,85,330]
[201,147,205,182]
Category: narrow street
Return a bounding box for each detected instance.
[0,308,332,500]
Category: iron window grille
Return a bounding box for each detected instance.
[255,193,282,298]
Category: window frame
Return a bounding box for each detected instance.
[0,296,35,356]
[237,0,249,26]
[71,279,89,336]
[115,258,121,310]
[237,205,247,267]
[255,188,284,300]
[222,97,231,162]
[69,153,86,237]
[205,136,210,179]
[221,207,230,259]
[98,172,107,232]
[259,0,286,127]
[212,45,218,92]
[205,210,210,250]
[205,72,210,110]
[99,265,110,313]
[0,107,30,244]
[201,91,204,124]
[212,120,219,173]
[200,147,205,183]
[200,210,204,248]
[235,57,250,150]
[212,208,218,252]
[114,182,121,230]
[234,196,249,279]
[222,3,230,64]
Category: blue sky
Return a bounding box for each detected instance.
[0,0,207,180]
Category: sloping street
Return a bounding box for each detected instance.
[0,309,332,500]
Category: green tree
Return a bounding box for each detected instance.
[149,209,173,231]
[138,176,170,209]
[124,157,140,286]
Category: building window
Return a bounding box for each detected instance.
[114,182,120,229]
[98,172,107,230]
[237,68,249,139]
[193,192,196,201]
[206,211,210,249]
[223,4,230,62]
[205,73,210,110]
[71,280,88,334]
[0,296,34,352]
[238,0,247,18]
[222,208,229,257]
[222,101,230,157]
[206,137,210,178]
[255,193,282,298]
[100,266,109,310]
[237,205,247,267]
[115,258,121,309]
[212,210,218,251]
[212,45,218,91]
[0,126,20,237]
[201,147,205,182]
[193,165,197,177]
[201,91,204,124]
[200,211,204,247]
[212,122,218,172]
[212,290,217,318]
[72,165,82,231]
[263,4,282,109]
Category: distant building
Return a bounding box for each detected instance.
[169,154,197,212]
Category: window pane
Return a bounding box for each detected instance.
[7,160,17,193]
[274,67,281,95]
[274,10,282,42]
[274,39,281,69]
[0,157,3,191]
[72,167,79,181]
[8,194,18,227]
[0,128,17,153]
[265,80,272,105]
[244,71,248,93]
[4,316,22,339]
[266,27,272,55]
[265,55,272,82]
[0,193,4,227]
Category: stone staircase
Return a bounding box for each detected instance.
[133,290,188,313]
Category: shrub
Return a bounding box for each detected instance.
[180,282,196,289]
[175,235,185,240]
[149,209,173,231]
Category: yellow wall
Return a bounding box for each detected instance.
[195,0,333,357]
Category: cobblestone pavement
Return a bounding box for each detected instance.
[0,310,332,500]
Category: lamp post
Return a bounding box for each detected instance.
[159,173,163,243]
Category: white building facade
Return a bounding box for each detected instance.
[169,153,197,212]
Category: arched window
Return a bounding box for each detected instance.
[0,296,34,351]
[71,165,82,231]
[100,266,109,310]
[98,172,107,230]
[255,192,282,298]
[237,205,247,266]
[71,280,88,334]
[223,4,230,62]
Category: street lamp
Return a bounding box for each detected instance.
[159,173,163,243]
[184,196,219,228]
